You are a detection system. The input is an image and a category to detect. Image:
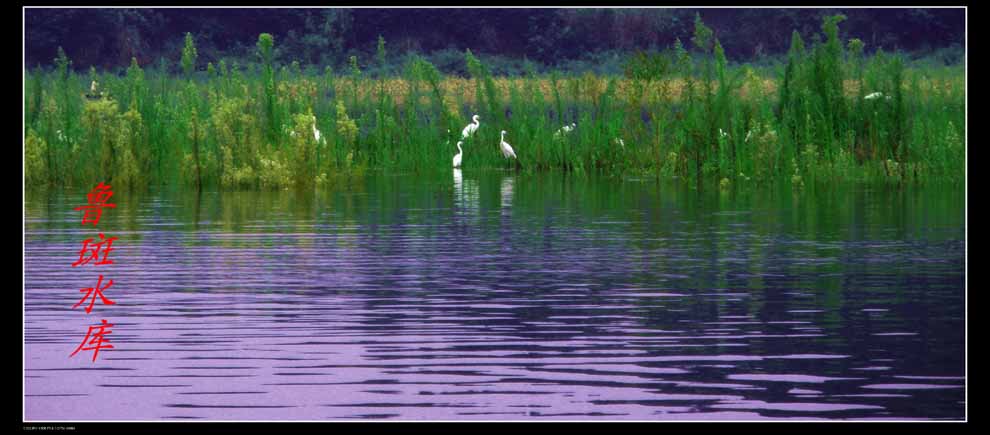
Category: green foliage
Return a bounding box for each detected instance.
[465,49,503,130]
[623,50,672,82]
[212,96,260,187]
[54,47,70,80]
[24,26,964,191]
[28,9,965,74]
[376,35,387,74]
[181,32,197,78]
[258,33,278,145]
[27,67,43,128]
[257,33,274,67]
[125,57,145,110]
[748,119,781,181]
[691,13,714,52]
[24,129,48,187]
[80,98,142,188]
[116,105,146,187]
[182,106,204,187]
[335,100,358,145]
[349,55,361,110]
[288,111,319,187]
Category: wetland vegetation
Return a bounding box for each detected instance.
[23,12,964,191]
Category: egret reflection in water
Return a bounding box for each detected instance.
[453,168,480,220]
[501,176,514,211]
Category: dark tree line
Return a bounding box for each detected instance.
[25,8,965,72]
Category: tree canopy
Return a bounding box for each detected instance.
[25,8,965,72]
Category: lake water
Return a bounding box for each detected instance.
[23,172,966,421]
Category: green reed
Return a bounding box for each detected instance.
[24,16,964,192]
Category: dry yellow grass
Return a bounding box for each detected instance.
[327,75,957,110]
[333,77,776,109]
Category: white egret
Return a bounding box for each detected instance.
[554,122,577,137]
[311,115,325,144]
[461,115,480,139]
[452,141,463,168]
[85,81,102,100]
[614,137,625,148]
[499,130,517,159]
[865,91,892,101]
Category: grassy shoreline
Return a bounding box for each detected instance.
[24,16,965,191]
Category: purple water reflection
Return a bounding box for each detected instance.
[24,178,966,420]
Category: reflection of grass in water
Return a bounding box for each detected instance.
[24,15,963,191]
[23,170,964,312]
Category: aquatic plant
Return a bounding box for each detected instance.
[24,19,964,190]
[258,33,278,145]
[24,129,48,186]
[289,111,319,187]
[181,32,197,79]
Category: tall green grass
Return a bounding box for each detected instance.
[24,15,964,191]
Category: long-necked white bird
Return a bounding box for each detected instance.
[499,130,517,159]
[554,122,577,137]
[452,141,463,168]
[462,115,480,139]
[311,115,325,144]
[85,80,102,100]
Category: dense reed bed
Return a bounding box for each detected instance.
[24,15,964,190]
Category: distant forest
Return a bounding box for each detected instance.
[25,8,966,74]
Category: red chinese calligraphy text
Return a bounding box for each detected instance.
[72,274,116,314]
[70,319,114,362]
[71,233,118,267]
[74,182,116,226]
